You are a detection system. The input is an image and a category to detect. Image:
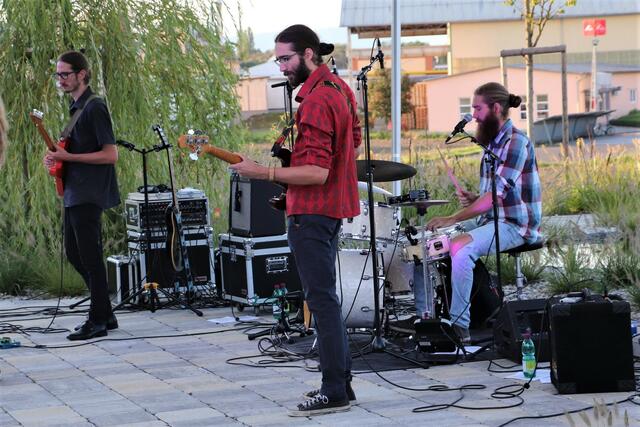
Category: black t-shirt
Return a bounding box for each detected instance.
[63,87,120,209]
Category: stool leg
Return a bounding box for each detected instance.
[514,253,525,300]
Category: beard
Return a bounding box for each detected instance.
[475,111,501,146]
[286,60,311,88]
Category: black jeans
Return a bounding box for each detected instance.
[64,204,113,324]
[288,214,351,401]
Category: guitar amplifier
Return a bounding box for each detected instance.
[229,175,286,237]
[127,226,214,289]
[548,296,635,394]
[125,188,209,231]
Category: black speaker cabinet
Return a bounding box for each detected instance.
[230,176,286,237]
[493,299,551,363]
[549,298,635,394]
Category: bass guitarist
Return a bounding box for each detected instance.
[42,50,120,340]
[230,25,361,416]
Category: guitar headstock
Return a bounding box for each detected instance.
[29,109,44,126]
[178,130,210,161]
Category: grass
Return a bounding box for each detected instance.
[610,109,640,127]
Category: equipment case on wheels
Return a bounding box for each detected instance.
[218,233,302,306]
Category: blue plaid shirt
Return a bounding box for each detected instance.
[478,119,541,243]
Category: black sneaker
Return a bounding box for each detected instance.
[303,382,357,403]
[452,324,471,344]
[289,394,350,417]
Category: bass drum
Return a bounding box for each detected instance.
[335,249,384,329]
[430,258,503,329]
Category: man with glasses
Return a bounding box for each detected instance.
[230,24,361,416]
[43,50,120,340]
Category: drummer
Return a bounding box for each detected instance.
[425,82,541,343]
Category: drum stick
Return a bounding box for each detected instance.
[436,147,464,194]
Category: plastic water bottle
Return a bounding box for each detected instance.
[280,283,290,315]
[521,330,536,379]
[272,284,282,320]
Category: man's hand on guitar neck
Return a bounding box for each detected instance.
[228,154,269,180]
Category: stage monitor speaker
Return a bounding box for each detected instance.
[493,299,550,363]
[415,318,458,353]
[549,297,635,394]
[230,176,286,237]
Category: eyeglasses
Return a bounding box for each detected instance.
[52,71,77,80]
[274,53,297,65]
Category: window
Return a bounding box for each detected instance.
[519,95,527,120]
[536,94,549,119]
[631,89,637,103]
[459,97,471,118]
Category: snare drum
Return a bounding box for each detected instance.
[341,201,399,241]
[424,224,464,262]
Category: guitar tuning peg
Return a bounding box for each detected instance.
[189,152,199,161]
[187,129,195,136]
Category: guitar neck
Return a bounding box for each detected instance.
[32,121,58,151]
[201,146,242,164]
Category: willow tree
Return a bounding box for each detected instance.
[0,0,240,293]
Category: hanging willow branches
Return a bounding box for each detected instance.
[0,0,240,292]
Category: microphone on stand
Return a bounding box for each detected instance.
[331,56,338,75]
[377,38,384,69]
[271,81,288,88]
[445,113,473,143]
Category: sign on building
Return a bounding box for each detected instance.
[583,19,606,37]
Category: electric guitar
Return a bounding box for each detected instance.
[29,109,65,196]
[177,121,295,210]
[152,125,195,292]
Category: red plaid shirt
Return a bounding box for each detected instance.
[286,64,362,219]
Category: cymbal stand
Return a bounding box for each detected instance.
[357,40,386,351]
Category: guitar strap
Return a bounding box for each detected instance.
[315,80,354,117]
[60,94,100,139]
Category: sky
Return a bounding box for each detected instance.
[223,0,447,52]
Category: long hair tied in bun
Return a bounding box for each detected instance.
[319,42,334,56]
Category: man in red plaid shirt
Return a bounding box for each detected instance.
[230,24,361,416]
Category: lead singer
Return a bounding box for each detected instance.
[230,24,361,416]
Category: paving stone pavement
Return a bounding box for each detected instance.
[1,298,639,427]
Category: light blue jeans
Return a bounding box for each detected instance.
[413,220,524,329]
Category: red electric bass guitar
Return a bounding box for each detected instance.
[29,109,65,196]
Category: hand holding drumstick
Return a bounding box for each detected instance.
[436,147,478,208]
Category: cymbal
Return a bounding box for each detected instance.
[356,160,417,182]
[387,199,450,208]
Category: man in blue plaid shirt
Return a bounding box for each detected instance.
[426,82,542,343]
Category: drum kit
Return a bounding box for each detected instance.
[337,160,501,331]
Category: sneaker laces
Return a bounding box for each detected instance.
[300,394,329,409]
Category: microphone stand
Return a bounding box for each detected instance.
[463,133,504,293]
[357,46,386,351]
[112,140,202,316]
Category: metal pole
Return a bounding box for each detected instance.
[561,51,569,157]
[590,38,599,111]
[391,0,401,196]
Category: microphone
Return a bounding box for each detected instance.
[116,139,135,150]
[445,113,473,143]
[377,39,384,69]
[331,57,338,75]
[271,81,288,88]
